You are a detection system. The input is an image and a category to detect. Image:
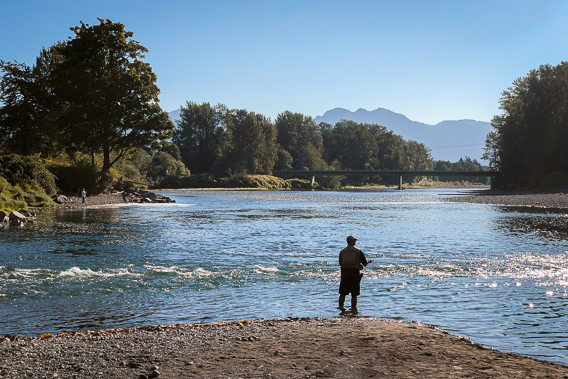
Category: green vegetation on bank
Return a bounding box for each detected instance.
[0,155,56,211]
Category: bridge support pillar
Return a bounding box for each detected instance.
[398,175,403,190]
[311,176,315,187]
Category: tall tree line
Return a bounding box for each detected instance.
[174,102,434,184]
[484,61,568,189]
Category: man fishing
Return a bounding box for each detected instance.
[338,235,372,311]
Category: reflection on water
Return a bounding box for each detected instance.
[1,189,568,365]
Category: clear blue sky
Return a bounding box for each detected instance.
[2,0,567,125]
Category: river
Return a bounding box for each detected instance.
[1,189,568,365]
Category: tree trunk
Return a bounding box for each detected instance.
[103,146,111,172]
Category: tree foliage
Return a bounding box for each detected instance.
[0,48,62,156]
[173,102,226,174]
[484,62,568,188]
[222,109,277,175]
[0,154,57,197]
[433,157,486,183]
[275,111,323,170]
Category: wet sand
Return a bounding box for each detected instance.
[2,317,567,378]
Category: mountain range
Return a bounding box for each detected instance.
[168,107,492,163]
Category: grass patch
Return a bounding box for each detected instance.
[0,177,55,211]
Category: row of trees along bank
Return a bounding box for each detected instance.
[173,102,442,187]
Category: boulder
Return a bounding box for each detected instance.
[1,212,8,225]
[55,195,68,204]
[10,219,24,227]
[9,211,26,223]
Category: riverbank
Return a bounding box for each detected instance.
[443,189,568,210]
[2,317,567,379]
[54,192,127,208]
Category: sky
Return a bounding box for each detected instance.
[2,0,568,125]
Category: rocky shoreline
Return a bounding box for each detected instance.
[55,188,175,209]
[443,189,568,210]
[2,317,567,379]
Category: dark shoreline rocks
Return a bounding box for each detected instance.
[1,209,37,228]
[3,188,174,227]
[55,188,175,209]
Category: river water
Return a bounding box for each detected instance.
[2,189,568,365]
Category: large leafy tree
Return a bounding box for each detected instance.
[275,111,324,170]
[173,102,226,174]
[484,62,568,187]
[326,120,380,170]
[51,18,173,172]
[0,61,38,154]
[222,109,277,175]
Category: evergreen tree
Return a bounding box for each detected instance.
[173,102,226,174]
[222,109,277,175]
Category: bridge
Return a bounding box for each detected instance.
[272,170,500,189]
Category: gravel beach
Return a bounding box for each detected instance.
[55,193,130,209]
[443,189,568,210]
[2,317,568,379]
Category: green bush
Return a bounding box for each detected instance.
[0,154,57,196]
[0,178,55,211]
[286,178,314,189]
[155,173,329,190]
[147,151,190,187]
[536,171,568,192]
[182,173,219,188]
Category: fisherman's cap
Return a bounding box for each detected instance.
[346,235,358,242]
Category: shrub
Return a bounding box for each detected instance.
[0,178,55,211]
[0,154,57,196]
[286,178,314,189]
[536,172,568,192]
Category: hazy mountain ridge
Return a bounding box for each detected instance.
[315,107,491,162]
